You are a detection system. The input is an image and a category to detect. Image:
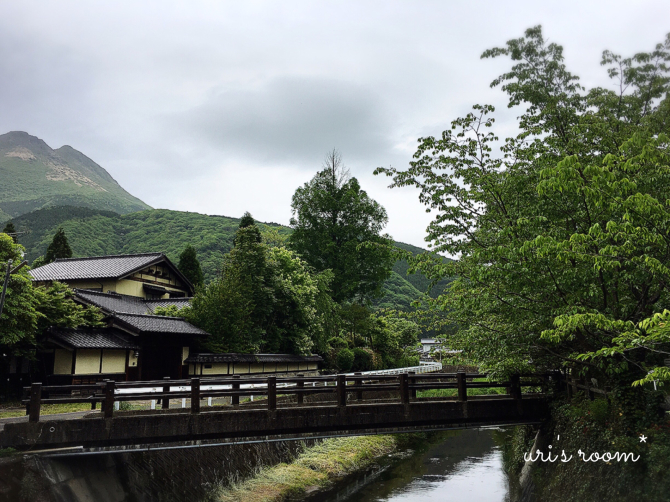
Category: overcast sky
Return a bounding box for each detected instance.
[1,1,668,249]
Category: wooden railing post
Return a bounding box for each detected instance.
[29,383,42,423]
[267,376,276,410]
[337,374,347,407]
[456,372,467,402]
[510,374,521,400]
[400,373,410,404]
[409,371,416,400]
[103,380,115,419]
[232,375,240,406]
[296,374,304,405]
[162,377,170,409]
[190,378,200,414]
[354,372,363,401]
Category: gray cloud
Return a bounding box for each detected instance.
[174,77,393,168]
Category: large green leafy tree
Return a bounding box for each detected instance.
[0,234,103,358]
[376,27,670,387]
[289,150,395,303]
[44,227,73,264]
[187,224,335,355]
[178,244,204,288]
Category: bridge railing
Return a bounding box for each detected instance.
[22,372,547,423]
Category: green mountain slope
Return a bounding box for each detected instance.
[7,206,447,310]
[9,207,265,282]
[393,241,453,298]
[0,131,151,218]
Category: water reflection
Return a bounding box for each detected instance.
[315,429,509,502]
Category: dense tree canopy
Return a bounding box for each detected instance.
[186,223,335,355]
[376,27,670,387]
[178,244,204,288]
[289,150,395,303]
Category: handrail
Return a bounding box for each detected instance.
[21,370,547,423]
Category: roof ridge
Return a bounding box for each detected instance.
[54,252,164,262]
[113,312,186,320]
[74,288,123,299]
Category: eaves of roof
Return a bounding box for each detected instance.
[110,312,209,336]
[46,326,140,350]
[184,353,323,364]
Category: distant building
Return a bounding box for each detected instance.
[420,338,442,355]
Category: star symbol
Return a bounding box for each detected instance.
[640,435,647,443]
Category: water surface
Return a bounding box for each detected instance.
[314,429,509,502]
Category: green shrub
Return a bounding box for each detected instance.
[352,347,374,371]
[328,336,348,349]
[336,348,355,372]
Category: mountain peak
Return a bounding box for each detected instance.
[0,131,53,155]
[0,131,151,219]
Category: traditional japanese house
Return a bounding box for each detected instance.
[28,253,206,384]
[29,252,194,298]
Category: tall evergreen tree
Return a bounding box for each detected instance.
[178,244,204,288]
[187,223,334,355]
[238,211,255,229]
[2,222,17,243]
[189,224,274,353]
[289,150,394,303]
[234,212,257,247]
[44,227,73,264]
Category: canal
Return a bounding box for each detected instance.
[309,428,511,502]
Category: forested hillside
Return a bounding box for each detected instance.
[6,206,445,308]
[0,131,151,219]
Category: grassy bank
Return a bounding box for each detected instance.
[215,435,397,502]
[0,402,95,419]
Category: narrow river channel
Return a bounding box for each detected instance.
[310,429,511,502]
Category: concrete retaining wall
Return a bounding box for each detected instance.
[0,439,311,502]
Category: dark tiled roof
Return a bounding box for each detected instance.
[185,353,323,364]
[76,290,149,314]
[74,289,192,315]
[29,253,164,281]
[112,312,208,336]
[47,327,140,350]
